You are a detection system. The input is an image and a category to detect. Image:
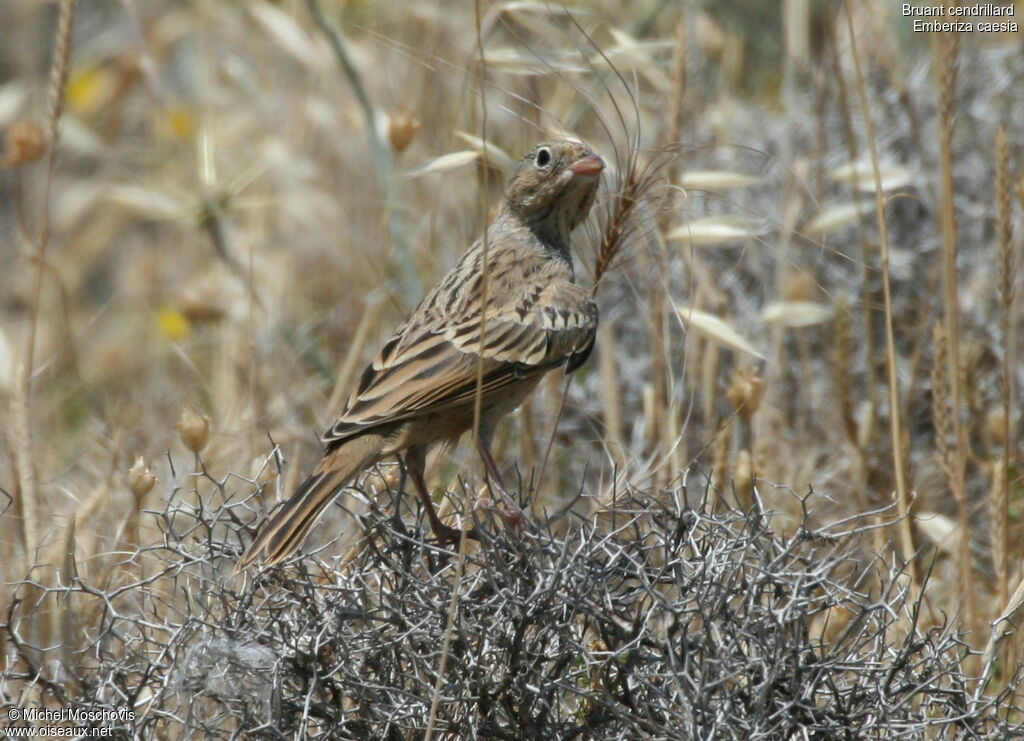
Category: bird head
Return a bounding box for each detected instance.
[504,140,604,238]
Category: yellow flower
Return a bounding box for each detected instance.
[157,307,191,341]
[67,65,114,116]
[158,106,195,141]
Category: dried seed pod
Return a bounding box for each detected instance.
[128,455,157,501]
[3,120,47,167]
[782,270,816,302]
[726,367,765,423]
[387,110,420,154]
[178,407,211,454]
[985,405,1008,449]
[178,280,228,324]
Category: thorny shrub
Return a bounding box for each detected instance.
[3,470,1021,739]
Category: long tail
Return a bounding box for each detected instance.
[236,433,385,571]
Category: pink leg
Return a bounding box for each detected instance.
[475,435,527,530]
[405,446,477,546]
[476,434,507,491]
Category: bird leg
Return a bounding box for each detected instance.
[476,434,507,490]
[475,436,528,530]
[389,458,409,534]
[404,447,477,547]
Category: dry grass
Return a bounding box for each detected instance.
[1,0,1022,736]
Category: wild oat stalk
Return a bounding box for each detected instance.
[647,16,688,483]
[593,162,638,292]
[592,149,672,294]
[590,144,678,483]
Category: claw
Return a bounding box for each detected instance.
[477,494,528,530]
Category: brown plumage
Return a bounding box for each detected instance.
[237,140,603,569]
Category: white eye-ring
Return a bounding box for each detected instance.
[535,147,552,168]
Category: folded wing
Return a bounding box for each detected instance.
[324,281,597,446]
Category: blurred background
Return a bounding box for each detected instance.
[1,0,1022,699]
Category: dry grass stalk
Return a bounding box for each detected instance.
[979,571,1024,703]
[56,517,78,686]
[596,143,674,483]
[651,6,689,330]
[665,393,684,480]
[9,363,37,577]
[932,28,973,637]
[987,458,1008,614]
[830,296,881,551]
[831,302,857,446]
[665,17,688,163]
[426,4,491,736]
[992,125,1013,613]
[711,416,732,503]
[733,448,754,508]
[12,0,78,602]
[843,1,918,589]
[827,21,879,423]
[23,0,77,394]
[597,321,626,469]
[700,334,720,430]
[644,293,669,484]
[931,323,954,486]
[649,247,676,487]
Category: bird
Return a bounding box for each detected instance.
[237,140,603,570]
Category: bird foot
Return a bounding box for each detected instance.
[476,494,528,530]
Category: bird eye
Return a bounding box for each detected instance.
[535,147,552,168]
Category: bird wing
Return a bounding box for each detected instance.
[323,280,597,445]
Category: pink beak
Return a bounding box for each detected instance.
[569,154,604,177]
